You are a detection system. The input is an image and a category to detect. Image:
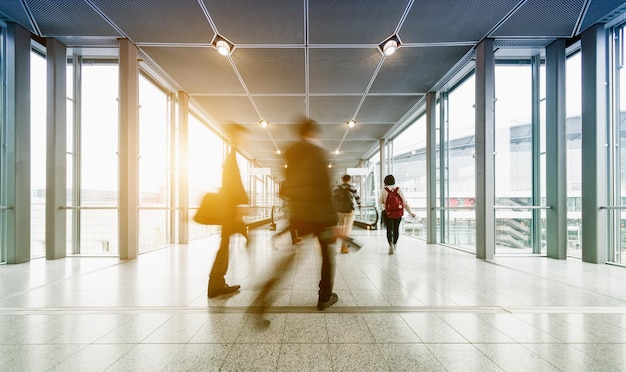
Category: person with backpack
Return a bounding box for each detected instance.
[333,174,361,253]
[380,174,415,255]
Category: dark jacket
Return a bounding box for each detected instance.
[282,139,336,225]
[220,149,248,218]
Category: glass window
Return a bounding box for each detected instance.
[441,74,476,251]
[390,114,427,239]
[78,61,119,255]
[138,75,171,252]
[494,62,534,254]
[566,50,582,257]
[30,48,46,258]
[188,113,224,239]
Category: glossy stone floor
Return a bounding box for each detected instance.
[2,227,626,371]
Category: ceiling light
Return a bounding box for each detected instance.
[276,149,281,155]
[328,163,332,168]
[379,35,401,56]
[334,149,340,155]
[383,40,397,55]
[213,36,233,56]
[259,119,269,128]
[346,119,357,128]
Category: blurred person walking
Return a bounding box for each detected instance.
[207,124,249,298]
[333,174,361,253]
[278,117,339,310]
[380,174,415,255]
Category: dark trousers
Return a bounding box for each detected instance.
[208,221,246,290]
[290,218,335,302]
[384,213,402,244]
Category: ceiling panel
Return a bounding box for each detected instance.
[400,0,520,43]
[371,45,473,94]
[29,0,120,37]
[92,0,214,44]
[308,0,411,44]
[232,48,305,94]
[309,48,382,94]
[309,96,362,123]
[193,96,258,124]
[142,46,243,94]
[202,0,304,44]
[492,0,586,38]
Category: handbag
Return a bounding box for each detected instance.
[193,192,225,225]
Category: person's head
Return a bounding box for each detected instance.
[224,123,249,147]
[342,174,351,183]
[295,116,322,140]
[384,174,395,186]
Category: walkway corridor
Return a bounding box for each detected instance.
[2,227,626,371]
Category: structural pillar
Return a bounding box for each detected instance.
[580,24,608,264]
[425,92,437,244]
[5,23,31,264]
[178,91,189,244]
[118,39,139,260]
[474,38,495,260]
[545,39,567,259]
[45,38,67,260]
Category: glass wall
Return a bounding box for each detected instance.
[30,47,46,258]
[0,25,6,263]
[188,113,224,240]
[610,22,626,264]
[440,74,476,251]
[390,114,427,239]
[77,60,119,255]
[493,60,545,254]
[566,50,583,257]
[138,74,171,252]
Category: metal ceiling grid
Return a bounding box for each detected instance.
[399,0,522,43]
[1,0,625,180]
[141,46,242,95]
[30,0,119,37]
[308,0,411,44]
[202,0,304,44]
[491,0,586,37]
[92,0,215,44]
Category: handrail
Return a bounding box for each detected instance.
[61,206,119,210]
[354,205,378,230]
[600,206,626,210]
[433,205,551,210]
[0,205,13,210]
[493,205,551,210]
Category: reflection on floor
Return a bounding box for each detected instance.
[2,227,626,371]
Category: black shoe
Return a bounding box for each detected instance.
[208,284,241,298]
[317,293,338,310]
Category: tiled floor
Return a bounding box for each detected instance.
[2,228,626,371]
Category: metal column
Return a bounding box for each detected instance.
[474,38,495,260]
[118,39,139,260]
[426,92,437,244]
[581,24,608,263]
[45,38,67,260]
[545,39,568,259]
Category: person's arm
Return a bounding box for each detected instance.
[379,188,386,211]
[398,188,416,217]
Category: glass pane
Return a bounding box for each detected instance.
[444,74,476,251]
[188,114,224,240]
[566,51,582,258]
[494,63,533,254]
[387,114,428,241]
[79,62,119,255]
[79,209,118,254]
[138,75,170,252]
[31,50,46,258]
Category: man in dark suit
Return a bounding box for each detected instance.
[207,124,249,298]
[282,118,339,310]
